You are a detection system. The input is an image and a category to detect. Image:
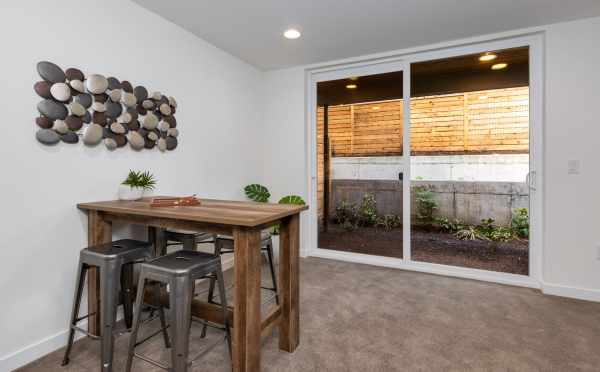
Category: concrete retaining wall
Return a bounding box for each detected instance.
[332,154,529,182]
[330,179,529,226]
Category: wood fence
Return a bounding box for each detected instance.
[316,86,529,225]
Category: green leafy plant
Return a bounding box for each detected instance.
[121,170,157,190]
[511,208,529,238]
[278,195,306,205]
[244,184,270,203]
[334,201,360,231]
[475,218,513,242]
[435,217,465,233]
[271,195,307,235]
[376,214,402,231]
[358,193,378,227]
[414,186,438,225]
[455,226,480,241]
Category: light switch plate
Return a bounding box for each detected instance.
[568,159,580,175]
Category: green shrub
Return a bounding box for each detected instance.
[244,184,270,202]
[435,217,465,233]
[334,201,359,231]
[511,208,529,238]
[376,214,402,231]
[475,218,513,242]
[414,186,437,225]
[358,193,378,227]
[455,226,480,241]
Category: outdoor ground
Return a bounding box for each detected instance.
[318,225,528,275]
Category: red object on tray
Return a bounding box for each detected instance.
[150,195,201,207]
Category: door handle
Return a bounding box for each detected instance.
[526,170,536,191]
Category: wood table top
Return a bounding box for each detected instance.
[78,197,308,227]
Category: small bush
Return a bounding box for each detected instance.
[376,214,402,231]
[334,201,359,231]
[414,186,437,225]
[434,217,465,233]
[511,208,529,238]
[455,226,479,241]
[358,194,378,227]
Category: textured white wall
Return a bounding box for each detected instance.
[261,17,600,301]
[332,154,529,182]
[0,1,264,369]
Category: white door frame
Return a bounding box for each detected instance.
[304,32,544,289]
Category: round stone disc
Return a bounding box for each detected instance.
[127,107,138,121]
[50,82,71,101]
[142,112,158,130]
[36,116,53,129]
[86,74,108,94]
[166,136,177,150]
[133,86,148,104]
[65,115,83,131]
[110,122,126,134]
[117,113,132,124]
[83,110,92,124]
[93,111,107,126]
[69,79,85,93]
[83,123,103,145]
[128,131,144,150]
[105,101,123,118]
[52,120,69,134]
[37,99,67,120]
[122,92,136,107]
[108,89,122,102]
[94,93,108,103]
[168,96,177,108]
[37,61,65,83]
[61,131,79,144]
[107,77,121,90]
[142,99,154,109]
[114,134,127,147]
[121,80,133,93]
[128,119,140,131]
[159,103,172,116]
[104,138,117,150]
[65,68,84,81]
[92,102,106,112]
[158,138,167,152]
[167,128,179,138]
[69,102,86,117]
[163,115,177,128]
[36,128,60,145]
[34,81,52,99]
[144,136,156,149]
[75,93,92,109]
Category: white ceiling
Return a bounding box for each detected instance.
[134,0,600,70]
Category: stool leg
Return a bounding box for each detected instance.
[265,240,280,305]
[99,261,121,372]
[121,263,134,330]
[154,282,171,348]
[126,274,147,372]
[62,261,87,366]
[201,238,223,338]
[216,266,232,357]
[169,276,193,372]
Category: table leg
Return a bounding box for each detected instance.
[279,214,300,352]
[147,226,167,257]
[87,210,112,336]
[232,227,262,372]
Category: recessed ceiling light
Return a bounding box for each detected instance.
[346,84,357,89]
[478,95,488,100]
[372,106,380,110]
[479,53,497,62]
[349,76,359,81]
[283,29,301,39]
[491,63,508,70]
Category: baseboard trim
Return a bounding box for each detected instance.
[541,282,600,302]
[1,320,87,371]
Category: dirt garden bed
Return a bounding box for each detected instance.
[318,225,529,275]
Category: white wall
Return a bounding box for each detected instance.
[261,17,600,300]
[0,1,264,369]
[332,154,529,182]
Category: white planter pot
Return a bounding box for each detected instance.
[118,185,144,201]
[270,235,280,265]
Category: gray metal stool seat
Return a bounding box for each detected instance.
[62,239,168,372]
[126,250,231,372]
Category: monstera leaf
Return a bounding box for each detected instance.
[278,195,306,205]
[244,184,270,203]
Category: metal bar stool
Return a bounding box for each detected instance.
[126,250,231,372]
[62,239,169,372]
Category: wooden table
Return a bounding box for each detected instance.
[78,198,308,372]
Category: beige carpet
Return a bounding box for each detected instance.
[18,257,600,371]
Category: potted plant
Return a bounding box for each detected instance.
[119,170,157,201]
[270,195,306,264]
